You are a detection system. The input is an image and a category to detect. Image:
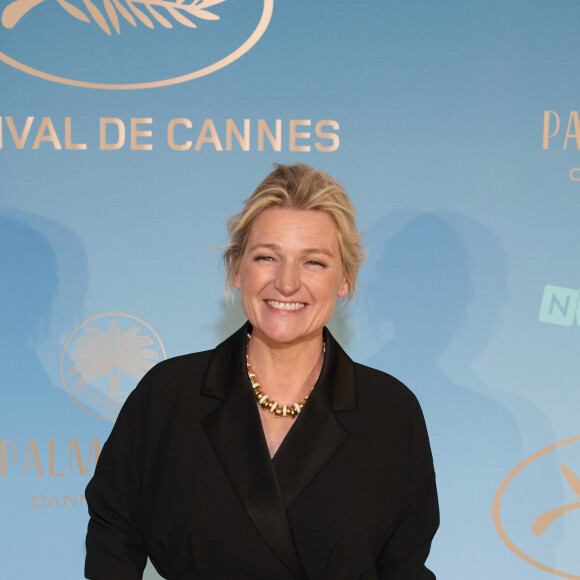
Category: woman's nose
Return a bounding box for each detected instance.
[274,262,300,295]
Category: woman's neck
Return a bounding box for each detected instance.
[246,331,325,403]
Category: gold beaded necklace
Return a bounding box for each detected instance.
[245,333,325,419]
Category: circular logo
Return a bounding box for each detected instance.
[61,313,166,420]
[493,435,580,579]
[0,0,273,89]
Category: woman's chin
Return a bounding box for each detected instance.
[252,324,322,347]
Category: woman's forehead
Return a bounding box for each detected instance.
[247,208,340,249]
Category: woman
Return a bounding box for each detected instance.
[85,163,439,579]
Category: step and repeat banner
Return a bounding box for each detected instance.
[2,1,580,578]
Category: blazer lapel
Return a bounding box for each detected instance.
[201,325,306,579]
[272,328,358,508]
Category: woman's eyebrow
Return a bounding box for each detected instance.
[248,243,279,252]
[301,248,333,257]
[248,244,333,257]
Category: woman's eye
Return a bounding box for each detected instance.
[307,260,326,268]
[254,255,274,262]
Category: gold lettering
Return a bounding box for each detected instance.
[289,120,311,152]
[31,494,86,508]
[315,120,339,152]
[47,495,61,507]
[23,440,43,477]
[31,495,45,508]
[131,118,153,151]
[543,111,560,150]
[69,439,100,476]
[258,119,281,151]
[6,116,34,149]
[65,117,87,150]
[226,119,250,151]
[48,439,64,477]
[564,112,580,150]
[100,118,125,150]
[194,119,222,151]
[63,495,77,506]
[168,118,192,151]
[1,440,17,477]
[32,117,62,150]
[570,168,580,181]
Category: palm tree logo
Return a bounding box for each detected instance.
[532,464,580,536]
[61,313,165,420]
[0,0,273,89]
[2,0,227,35]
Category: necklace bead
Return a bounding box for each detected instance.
[245,333,324,419]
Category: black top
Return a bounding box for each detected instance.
[85,323,439,579]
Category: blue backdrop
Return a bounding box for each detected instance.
[2,1,580,578]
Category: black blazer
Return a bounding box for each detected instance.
[85,324,438,579]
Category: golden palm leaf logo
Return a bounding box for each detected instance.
[0,0,273,88]
[61,313,165,420]
[2,0,226,35]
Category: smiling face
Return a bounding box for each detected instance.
[234,208,349,347]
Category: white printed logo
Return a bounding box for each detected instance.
[538,285,580,327]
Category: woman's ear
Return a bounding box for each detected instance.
[337,278,349,298]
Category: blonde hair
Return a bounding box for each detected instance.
[223,163,366,302]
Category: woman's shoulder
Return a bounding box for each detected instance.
[351,362,434,469]
[123,348,216,410]
[145,348,215,381]
[352,360,423,412]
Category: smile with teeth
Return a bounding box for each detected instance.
[267,300,306,311]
